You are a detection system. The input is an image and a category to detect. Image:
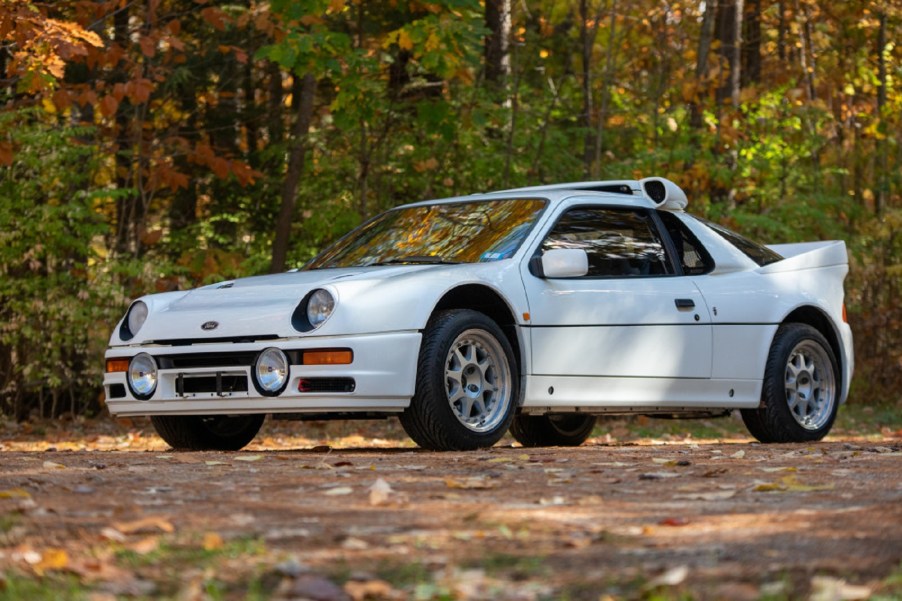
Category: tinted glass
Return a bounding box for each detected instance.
[698,218,783,267]
[541,208,672,277]
[659,211,714,275]
[307,198,546,269]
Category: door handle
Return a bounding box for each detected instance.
[674,298,695,309]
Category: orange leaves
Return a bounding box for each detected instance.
[1,5,103,92]
[190,142,262,187]
[99,95,119,118]
[201,6,229,31]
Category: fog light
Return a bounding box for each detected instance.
[128,353,157,399]
[254,348,289,395]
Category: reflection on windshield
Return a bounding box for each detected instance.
[306,199,546,269]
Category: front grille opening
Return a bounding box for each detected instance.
[158,352,257,369]
[176,373,249,396]
[297,378,356,393]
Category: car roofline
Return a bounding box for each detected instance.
[391,177,688,212]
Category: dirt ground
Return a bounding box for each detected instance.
[1,417,901,600]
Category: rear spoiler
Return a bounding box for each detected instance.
[758,241,848,274]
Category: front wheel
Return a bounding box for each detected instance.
[741,324,839,443]
[151,414,265,450]
[400,309,518,451]
[510,413,598,447]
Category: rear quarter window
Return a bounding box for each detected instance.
[698,218,783,267]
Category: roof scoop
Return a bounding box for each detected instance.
[639,177,688,211]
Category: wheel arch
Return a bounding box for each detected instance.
[431,284,524,381]
[781,305,844,391]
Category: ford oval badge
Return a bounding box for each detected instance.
[201,321,219,331]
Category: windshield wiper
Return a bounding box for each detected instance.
[368,255,461,266]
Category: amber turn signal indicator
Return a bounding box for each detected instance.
[106,358,130,373]
[842,304,848,323]
[301,349,353,365]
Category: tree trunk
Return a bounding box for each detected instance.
[484,0,511,88]
[715,0,743,107]
[690,0,717,128]
[741,0,761,87]
[267,61,284,147]
[270,73,316,274]
[579,0,602,177]
[875,11,887,216]
[593,0,617,177]
[113,4,134,254]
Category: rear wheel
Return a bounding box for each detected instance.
[741,324,839,443]
[510,413,597,447]
[151,414,265,451]
[400,309,517,451]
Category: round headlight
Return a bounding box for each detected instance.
[306,289,335,328]
[128,353,157,398]
[126,301,149,338]
[254,348,289,395]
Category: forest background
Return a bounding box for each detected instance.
[0,0,899,420]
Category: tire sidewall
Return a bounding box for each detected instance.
[416,310,519,449]
[763,324,839,442]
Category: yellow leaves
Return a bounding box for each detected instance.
[0,488,31,499]
[202,532,224,551]
[754,475,835,493]
[32,548,69,576]
[328,0,345,13]
[397,30,414,51]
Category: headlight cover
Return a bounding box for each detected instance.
[127,353,157,399]
[306,289,335,329]
[254,348,289,395]
[120,301,149,341]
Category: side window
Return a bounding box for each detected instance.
[658,211,714,275]
[541,207,673,277]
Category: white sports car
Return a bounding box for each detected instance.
[104,177,853,451]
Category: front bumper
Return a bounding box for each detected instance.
[103,331,421,416]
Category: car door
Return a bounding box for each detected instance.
[522,204,713,383]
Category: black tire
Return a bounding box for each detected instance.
[400,309,518,451]
[741,323,839,443]
[151,414,265,451]
[510,413,597,447]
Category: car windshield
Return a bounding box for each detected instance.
[306,198,547,269]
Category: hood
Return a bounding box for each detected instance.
[112,264,474,345]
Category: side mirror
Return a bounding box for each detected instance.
[530,248,589,278]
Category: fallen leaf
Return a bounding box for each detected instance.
[659,517,691,526]
[344,578,395,601]
[42,461,66,470]
[673,490,736,501]
[205,461,226,466]
[368,478,393,506]
[128,536,160,555]
[730,450,746,459]
[234,454,263,462]
[754,475,835,493]
[809,576,872,601]
[444,477,494,490]
[646,565,689,588]
[203,532,223,550]
[100,527,127,542]
[0,488,31,499]
[639,472,681,480]
[33,548,69,575]
[323,486,353,496]
[113,516,175,534]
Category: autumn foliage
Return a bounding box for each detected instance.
[0,0,899,418]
